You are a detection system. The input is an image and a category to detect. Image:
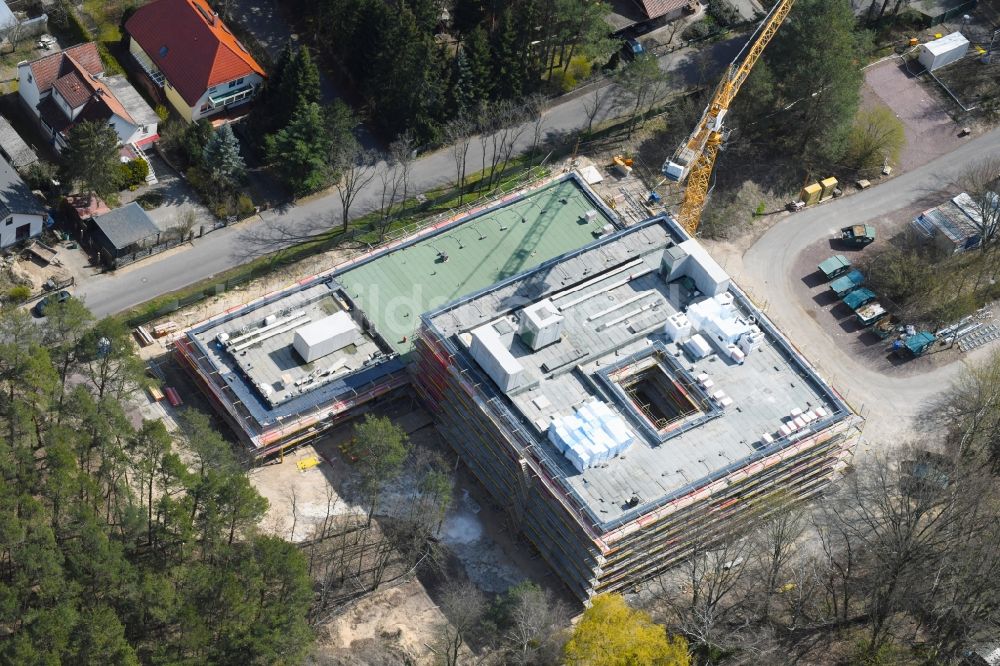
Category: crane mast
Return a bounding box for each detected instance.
[662,0,796,234]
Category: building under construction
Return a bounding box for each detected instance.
[413,215,860,599]
[175,173,620,456]
[175,170,859,598]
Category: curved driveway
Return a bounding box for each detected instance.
[737,128,1000,444]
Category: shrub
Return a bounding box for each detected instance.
[117,159,149,189]
[236,193,255,218]
[136,191,164,210]
[707,0,742,27]
[7,285,31,303]
[155,105,170,122]
[22,161,58,190]
[210,200,231,219]
[682,18,715,41]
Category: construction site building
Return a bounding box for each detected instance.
[413,215,860,599]
[175,173,620,456]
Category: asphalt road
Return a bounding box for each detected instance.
[75,38,745,318]
[738,127,1000,446]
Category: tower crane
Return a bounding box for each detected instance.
[662,0,796,235]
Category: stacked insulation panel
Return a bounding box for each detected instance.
[548,400,636,472]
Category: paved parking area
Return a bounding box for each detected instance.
[119,154,212,236]
[863,60,964,171]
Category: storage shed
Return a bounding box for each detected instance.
[918,32,970,71]
[89,203,160,266]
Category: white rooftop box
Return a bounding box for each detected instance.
[678,239,730,297]
[519,299,564,351]
[293,311,358,363]
[470,323,524,392]
[918,32,969,72]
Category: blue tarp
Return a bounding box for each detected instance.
[905,332,936,355]
[830,269,864,296]
[843,287,876,311]
[818,254,851,279]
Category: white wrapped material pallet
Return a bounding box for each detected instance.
[684,334,712,359]
[550,399,637,472]
[663,312,692,342]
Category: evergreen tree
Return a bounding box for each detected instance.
[249,43,294,139]
[266,102,332,196]
[202,123,246,190]
[491,7,527,100]
[60,120,121,201]
[749,0,870,169]
[449,50,477,118]
[0,300,315,664]
[284,47,321,112]
[463,26,492,104]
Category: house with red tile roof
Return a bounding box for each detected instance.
[125,0,266,122]
[635,0,698,22]
[17,42,159,151]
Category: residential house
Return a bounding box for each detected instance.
[633,0,699,23]
[0,0,48,46]
[125,0,265,122]
[0,153,47,248]
[17,43,159,152]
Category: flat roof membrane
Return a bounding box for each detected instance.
[336,177,615,355]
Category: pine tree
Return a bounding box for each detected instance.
[463,26,492,103]
[249,43,294,138]
[449,50,477,118]
[202,123,245,190]
[491,7,526,100]
[287,47,321,111]
[265,102,332,196]
[60,120,121,201]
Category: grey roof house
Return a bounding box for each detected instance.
[0,153,46,248]
[90,202,161,266]
[0,115,37,170]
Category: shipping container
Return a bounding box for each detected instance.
[918,32,969,71]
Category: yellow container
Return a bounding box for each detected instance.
[800,183,822,206]
[820,177,838,200]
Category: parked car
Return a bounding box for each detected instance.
[622,37,645,61]
[32,290,71,317]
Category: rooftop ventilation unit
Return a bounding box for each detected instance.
[518,299,564,351]
[293,311,358,363]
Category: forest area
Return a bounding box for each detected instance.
[4,297,1000,665]
[279,0,614,145]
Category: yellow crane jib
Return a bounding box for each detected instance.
[662,0,796,234]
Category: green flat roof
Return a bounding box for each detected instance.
[336,178,614,355]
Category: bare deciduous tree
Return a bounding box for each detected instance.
[436,579,486,666]
[334,143,378,231]
[445,117,474,204]
[956,157,1000,251]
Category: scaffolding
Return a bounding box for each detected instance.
[412,323,861,600]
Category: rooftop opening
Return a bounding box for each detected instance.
[619,362,699,429]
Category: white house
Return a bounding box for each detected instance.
[0,153,46,248]
[17,42,158,151]
[125,0,265,122]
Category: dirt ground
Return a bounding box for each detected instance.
[789,216,961,378]
[244,396,569,664]
[313,577,444,664]
[862,60,966,172]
